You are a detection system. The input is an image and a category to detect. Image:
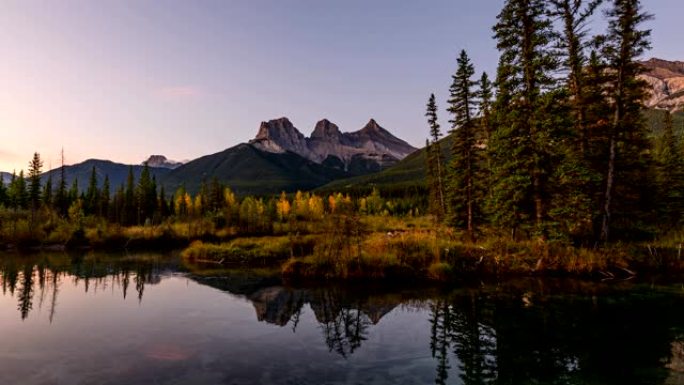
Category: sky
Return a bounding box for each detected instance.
[0,0,681,172]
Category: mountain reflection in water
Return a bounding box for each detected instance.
[1,252,684,385]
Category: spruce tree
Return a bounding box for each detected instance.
[599,0,653,241]
[478,72,494,204]
[487,0,558,237]
[478,72,493,141]
[549,0,603,154]
[27,152,43,209]
[446,49,480,235]
[425,93,445,218]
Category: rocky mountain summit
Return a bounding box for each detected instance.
[640,58,684,112]
[142,155,183,169]
[249,117,416,173]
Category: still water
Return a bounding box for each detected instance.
[1,252,684,385]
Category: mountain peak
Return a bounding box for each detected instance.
[143,155,183,169]
[255,117,303,141]
[640,58,684,112]
[311,119,342,140]
[251,117,308,155]
[249,117,416,171]
[361,118,383,133]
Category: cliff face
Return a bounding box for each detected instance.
[249,117,416,172]
[142,155,183,169]
[640,58,684,112]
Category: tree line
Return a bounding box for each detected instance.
[0,151,407,238]
[425,0,673,243]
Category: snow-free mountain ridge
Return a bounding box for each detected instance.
[249,117,416,172]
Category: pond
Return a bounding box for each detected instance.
[1,251,684,385]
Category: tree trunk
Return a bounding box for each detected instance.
[601,134,616,242]
[466,149,473,238]
[602,57,625,242]
[435,148,445,216]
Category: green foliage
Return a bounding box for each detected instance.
[425,93,446,218]
[27,152,42,209]
[446,50,482,233]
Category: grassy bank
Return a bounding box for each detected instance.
[4,213,684,281]
[178,215,684,282]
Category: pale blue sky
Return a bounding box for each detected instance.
[0,0,679,172]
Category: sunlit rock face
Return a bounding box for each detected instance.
[640,58,684,113]
[142,155,183,169]
[249,117,417,173]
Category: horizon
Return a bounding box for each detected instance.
[1,0,681,172]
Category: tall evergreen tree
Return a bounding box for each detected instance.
[27,152,43,209]
[447,50,480,235]
[487,0,558,236]
[136,164,156,224]
[549,0,603,154]
[599,0,653,241]
[425,93,446,218]
[478,72,493,141]
[477,72,495,204]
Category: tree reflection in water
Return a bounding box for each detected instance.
[0,252,170,321]
[3,254,684,385]
[429,293,497,385]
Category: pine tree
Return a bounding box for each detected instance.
[487,0,558,237]
[27,152,43,209]
[599,0,653,241]
[446,49,480,235]
[425,93,446,218]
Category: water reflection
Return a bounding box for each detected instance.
[0,252,171,321]
[2,253,684,384]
